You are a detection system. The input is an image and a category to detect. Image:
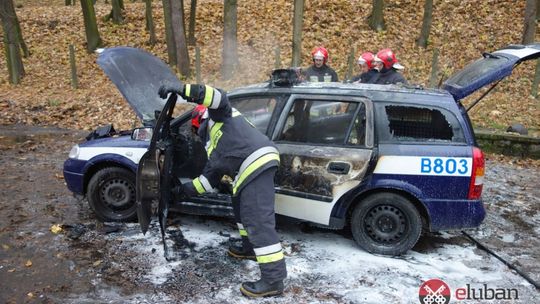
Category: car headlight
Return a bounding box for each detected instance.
[68,145,80,159]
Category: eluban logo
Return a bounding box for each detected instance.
[455,284,519,300]
[419,279,451,304]
[419,279,520,303]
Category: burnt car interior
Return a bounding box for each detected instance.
[279,99,366,146]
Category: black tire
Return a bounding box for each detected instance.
[87,167,137,222]
[351,193,422,255]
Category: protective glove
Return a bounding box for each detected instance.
[158,82,185,99]
[172,185,189,201]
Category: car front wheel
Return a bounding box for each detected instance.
[351,193,422,256]
[87,167,137,222]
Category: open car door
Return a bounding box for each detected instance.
[443,43,540,101]
[136,93,179,260]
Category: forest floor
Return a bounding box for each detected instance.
[0,126,538,303]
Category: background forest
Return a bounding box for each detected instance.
[1,0,539,134]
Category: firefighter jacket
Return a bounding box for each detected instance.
[351,69,380,84]
[181,84,280,197]
[304,64,339,82]
[375,68,408,85]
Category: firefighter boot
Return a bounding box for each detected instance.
[227,238,256,261]
[240,279,284,298]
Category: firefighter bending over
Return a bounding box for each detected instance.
[158,83,287,298]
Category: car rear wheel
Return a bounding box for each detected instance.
[351,193,422,255]
[87,167,137,222]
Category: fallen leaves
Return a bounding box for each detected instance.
[0,0,538,133]
[50,224,63,234]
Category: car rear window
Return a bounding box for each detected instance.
[377,104,465,143]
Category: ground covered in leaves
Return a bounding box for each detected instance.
[1,0,539,134]
[0,126,539,303]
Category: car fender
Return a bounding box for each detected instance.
[82,153,138,190]
[330,177,430,229]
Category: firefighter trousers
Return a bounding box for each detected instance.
[232,167,287,283]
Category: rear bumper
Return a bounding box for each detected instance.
[425,199,485,231]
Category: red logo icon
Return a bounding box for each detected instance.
[419,279,451,304]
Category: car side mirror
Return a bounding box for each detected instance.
[131,127,153,141]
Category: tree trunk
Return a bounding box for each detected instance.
[0,0,25,84]
[416,0,433,48]
[531,59,540,98]
[368,0,385,32]
[187,0,197,45]
[170,0,190,77]
[536,0,540,21]
[429,48,439,88]
[291,0,304,67]
[162,0,177,68]
[522,0,537,44]
[144,0,157,45]
[345,46,355,81]
[222,0,238,80]
[69,44,79,89]
[80,0,102,53]
[111,0,123,24]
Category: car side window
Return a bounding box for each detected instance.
[346,102,367,146]
[230,96,278,134]
[377,104,466,143]
[278,99,358,145]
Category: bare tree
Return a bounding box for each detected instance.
[111,0,124,24]
[162,0,177,68]
[80,0,103,53]
[187,0,197,45]
[0,0,26,84]
[522,0,537,44]
[291,0,304,67]
[368,0,385,32]
[536,0,540,21]
[531,59,540,97]
[170,0,190,77]
[416,0,433,48]
[222,0,238,80]
[144,0,157,45]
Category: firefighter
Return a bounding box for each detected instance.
[374,48,408,85]
[304,46,339,82]
[158,83,287,298]
[351,52,380,84]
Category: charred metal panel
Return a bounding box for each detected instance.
[276,143,372,198]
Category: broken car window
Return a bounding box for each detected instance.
[279,99,358,145]
[378,104,465,143]
[230,96,279,134]
[346,103,367,146]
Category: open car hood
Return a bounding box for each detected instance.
[96,47,182,124]
[443,43,540,100]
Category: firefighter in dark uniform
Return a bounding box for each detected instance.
[304,46,339,82]
[351,51,380,84]
[158,83,287,298]
[374,48,408,85]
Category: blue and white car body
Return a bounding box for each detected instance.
[64,44,540,255]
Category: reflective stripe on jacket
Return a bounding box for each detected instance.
[183,85,280,197]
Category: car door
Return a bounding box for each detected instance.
[271,94,374,225]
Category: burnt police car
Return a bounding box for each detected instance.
[64,44,540,255]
